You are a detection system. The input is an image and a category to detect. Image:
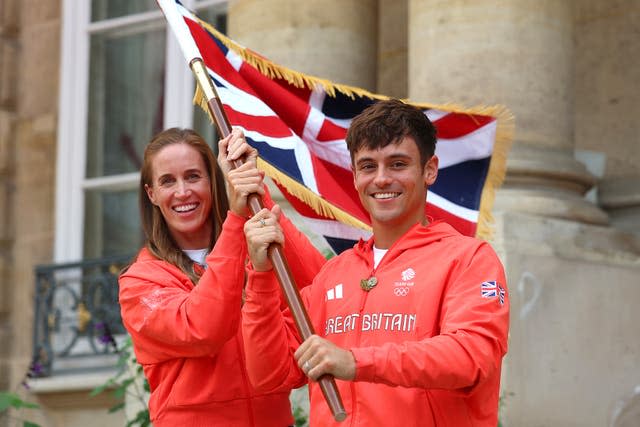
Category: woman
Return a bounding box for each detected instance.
[119,128,325,426]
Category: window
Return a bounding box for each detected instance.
[56,0,227,262]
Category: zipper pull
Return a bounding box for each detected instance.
[360,276,378,291]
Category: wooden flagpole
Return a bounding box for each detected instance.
[189,58,347,422]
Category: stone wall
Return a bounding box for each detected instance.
[1,1,124,426]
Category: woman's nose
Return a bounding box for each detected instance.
[174,180,191,197]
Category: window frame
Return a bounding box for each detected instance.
[55,0,226,263]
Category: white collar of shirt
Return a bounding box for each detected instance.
[373,246,388,269]
[183,248,208,267]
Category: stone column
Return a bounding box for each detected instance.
[227,0,378,91]
[227,0,377,253]
[409,0,607,224]
[377,0,408,98]
[409,1,640,426]
[0,0,19,392]
[574,0,640,235]
[9,0,59,390]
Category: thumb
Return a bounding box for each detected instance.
[271,204,282,220]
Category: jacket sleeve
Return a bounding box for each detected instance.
[262,185,326,291]
[118,212,247,363]
[279,211,326,291]
[241,268,308,392]
[351,243,510,392]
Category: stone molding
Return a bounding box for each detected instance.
[599,176,640,234]
[495,143,609,225]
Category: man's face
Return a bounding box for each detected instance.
[352,136,438,235]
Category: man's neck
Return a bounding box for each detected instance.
[372,217,428,249]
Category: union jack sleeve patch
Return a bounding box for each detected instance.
[481,281,506,305]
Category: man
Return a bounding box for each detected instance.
[242,99,509,426]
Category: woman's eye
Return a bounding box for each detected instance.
[159,177,175,186]
[187,173,201,181]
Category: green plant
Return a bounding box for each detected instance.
[0,391,41,427]
[497,390,514,427]
[289,385,310,427]
[0,357,46,427]
[91,329,150,427]
[293,403,308,427]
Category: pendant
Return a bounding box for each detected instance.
[360,276,378,292]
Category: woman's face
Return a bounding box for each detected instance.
[144,143,213,249]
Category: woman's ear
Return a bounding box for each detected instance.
[144,183,158,206]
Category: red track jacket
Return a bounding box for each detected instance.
[119,211,325,426]
[242,221,509,427]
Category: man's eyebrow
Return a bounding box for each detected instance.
[355,156,374,164]
[387,153,412,160]
[355,153,412,164]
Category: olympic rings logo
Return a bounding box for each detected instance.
[394,287,409,297]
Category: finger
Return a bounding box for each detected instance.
[228,161,262,177]
[252,208,272,224]
[217,133,233,156]
[229,141,257,160]
[227,129,256,161]
[271,204,282,221]
[294,334,314,361]
[227,171,263,188]
[295,334,320,368]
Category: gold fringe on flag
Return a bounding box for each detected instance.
[257,158,372,232]
[194,18,514,240]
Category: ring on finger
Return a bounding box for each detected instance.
[303,360,311,372]
[259,218,266,227]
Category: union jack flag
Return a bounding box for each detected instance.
[157,0,513,254]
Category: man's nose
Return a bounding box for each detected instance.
[373,167,392,187]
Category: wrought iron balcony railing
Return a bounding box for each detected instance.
[32,254,134,377]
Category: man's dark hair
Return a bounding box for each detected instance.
[345,98,437,166]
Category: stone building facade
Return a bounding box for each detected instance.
[0,0,638,426]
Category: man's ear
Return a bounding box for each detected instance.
[144,184,158,206]
[351,164,357,189]
[423,155,438,187]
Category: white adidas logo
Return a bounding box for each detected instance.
[326,284,343,300]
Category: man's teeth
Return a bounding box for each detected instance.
[174,203,197,212]
[373,192,399,199]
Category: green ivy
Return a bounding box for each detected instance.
[0,391,41,427]
[91,337,150,427]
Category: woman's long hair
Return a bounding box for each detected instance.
[139,128,229,283]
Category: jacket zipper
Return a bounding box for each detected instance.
[236,337,255,426]
[350,254,382,426]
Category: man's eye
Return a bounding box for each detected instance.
[391,162,407,168]
[359,163,376,171]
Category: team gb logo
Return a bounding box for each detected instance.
[401,268,415,281]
